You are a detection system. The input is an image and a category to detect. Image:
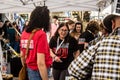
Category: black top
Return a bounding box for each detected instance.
[78,30,95,52]
[49,36,79,70]
[7,28,16,42]
[80,30,95,43]
[0,26,8,39]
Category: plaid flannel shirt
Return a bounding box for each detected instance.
[68,28,120,80]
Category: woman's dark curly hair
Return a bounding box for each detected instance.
[85,20,99,34]
[73,21,83,33]
[26,6,50,32]
[53,22,70,43]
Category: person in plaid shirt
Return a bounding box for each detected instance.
[68,14,120,80]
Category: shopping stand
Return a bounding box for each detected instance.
[0,36,21,79]
[2,16,22,78]
[1,13,22,79]
[2,37,20,54]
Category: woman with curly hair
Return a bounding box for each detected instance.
[20,6,52,80]
[79,20,100,52]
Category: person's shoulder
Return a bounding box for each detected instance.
[69,35,75,39]
[68,36,77,42]
[50,36,56,41]
[36,29,46,35]
[81,31,89,35]
[51,23,54,26]
[70,31,75,37]
[80,31,92,37]
[21,30,29,36]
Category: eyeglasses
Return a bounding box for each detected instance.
[60,29,68,32]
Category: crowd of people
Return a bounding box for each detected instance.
[68,14,120,80]
[0,6,120,80]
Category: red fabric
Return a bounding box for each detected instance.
[20,30,52,70]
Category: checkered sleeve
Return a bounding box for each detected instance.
[68,42,100,79]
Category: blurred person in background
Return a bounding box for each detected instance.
[18,16,25,33]
[87,14,113,48]
[22,20,29,32]
[7,22,17,52]
[66,20,75,33]
[78,20,99,52]
[0,20,4,39]
[50,15,59,38]
[0,20,10,74]
[68,14,120,80]
[70,21,83,40]
[12,22,20,53]
[0,20,8,40]
[12,21,20,33]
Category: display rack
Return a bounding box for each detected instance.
[0,41,7,75]
[0,41,3,72]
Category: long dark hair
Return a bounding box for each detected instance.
[26,6,50,32]
[53,22,70,43]
[103,14,119,33]
[73,22,83,33]
[1,20,10,39]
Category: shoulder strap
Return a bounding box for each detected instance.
[25,28,40,59]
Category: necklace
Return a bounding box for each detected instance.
[55,37,64,53]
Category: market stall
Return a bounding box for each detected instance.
[0,0,112,13]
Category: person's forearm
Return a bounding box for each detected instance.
[73,50,80,58]
[20,52,25,66]
[20,57,25,66]
[50,49,56,58]
[1,32,4,37]
[38,64,48,80]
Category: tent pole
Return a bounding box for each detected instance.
[98,8,101,20]
[111,0,114,13]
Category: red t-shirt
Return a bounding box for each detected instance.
[20,30,52,70]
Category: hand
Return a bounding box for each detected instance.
[73,50,80,58]
[0,35,3,40]
[84,42,88,49]
[2,39,9,43]
[54,56,62,62]
[4,39,9,43]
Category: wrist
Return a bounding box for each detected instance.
[53,55,57,60]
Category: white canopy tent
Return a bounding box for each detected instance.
[0,0,112,13]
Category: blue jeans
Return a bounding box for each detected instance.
[47,67,52,77]
[27,68,42,80]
